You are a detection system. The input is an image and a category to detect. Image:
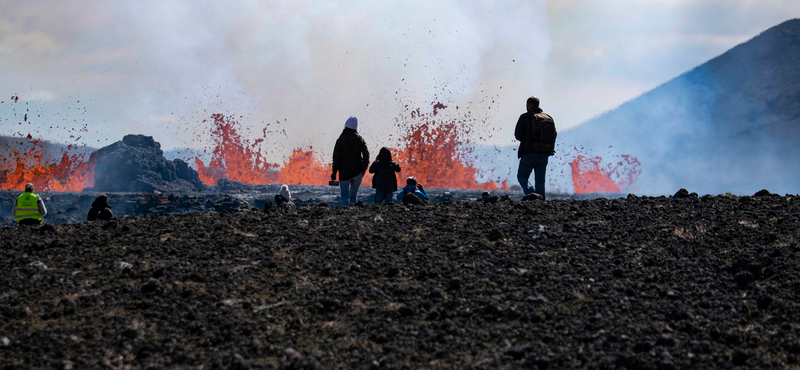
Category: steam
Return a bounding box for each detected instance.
[0,0,551,162]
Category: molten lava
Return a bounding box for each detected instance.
[0,136,95,192]
[570,154,641,194]
[392,104,505,190]
[194,113,277,185]
[193,106,507,190]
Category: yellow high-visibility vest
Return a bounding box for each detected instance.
[14,192,43,223]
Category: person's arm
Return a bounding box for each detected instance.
[38,198,47,217]
[368,161,378,174]
[514,114,526,142]
[12,198,17,218]
[360,138,370,174]
[417,187,430,201]
[392,162,401,172]
[331,138,343,179]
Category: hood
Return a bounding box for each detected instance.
[91,197,108,208]
[378,147,392,161]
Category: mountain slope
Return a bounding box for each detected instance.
[565,18,800,195]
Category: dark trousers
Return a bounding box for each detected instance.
[18,219,42,226]
[517,153,549,200]
[373,189,393,204]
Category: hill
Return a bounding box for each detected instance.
[565,19,800,195]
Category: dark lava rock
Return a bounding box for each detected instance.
[386,267,401,278]
[673,188,691,198]
[504,344,529,360]
[522,193,543,201]
[753,189,772,197]
[482,195,499,204]
[402,193,425,205]
[488,228,505,241]
[88,134,206,192]
[398,306,415,317]
[1,193,799,369]
[757,295,773,309]
[734,271,755,287]
[731,349,749,365]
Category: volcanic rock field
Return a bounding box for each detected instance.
[1,191,800,369]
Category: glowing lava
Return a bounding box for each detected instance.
[0,136,95,192]
[194,113,277,185]
[194,107,507,190]
[393,103,506,190]
[570,154,641,194]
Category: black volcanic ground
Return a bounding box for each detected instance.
[1,192,800,369]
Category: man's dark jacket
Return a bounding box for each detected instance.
[369,147,401,191]
[514,107,553,158]
[87,198,114,221]
[332,128,370,181]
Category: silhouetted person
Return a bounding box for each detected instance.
[515,96,557,200]
[331,116,370,206]
[87,194,114,221]
[369,147,402,204]
[13,183,47,225]
[397,177,430,203]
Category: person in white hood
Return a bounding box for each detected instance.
[275,184,294,207]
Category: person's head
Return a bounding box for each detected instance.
[279,184,291,200]
[24,183,34,192]
[345,116,358,131]
[378,147,392,161]
[482,190,490,199]
[97,194,109,204]
[526,96,540,111]
[406,176,417,186]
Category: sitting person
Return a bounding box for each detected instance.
[369,147,402,204]
[397,177,430,203]
[87,194,114,221]
[274,185,295,207]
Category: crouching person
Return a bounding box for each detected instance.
[397,177,430,204]
[369,147,401,204]
[87,194,115,221]
[275,185,295,208]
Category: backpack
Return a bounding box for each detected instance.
[530,112,557,155]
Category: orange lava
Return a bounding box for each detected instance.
[274,148,330,185]
[0,136,95,192]
[194,113,277,185]
[392,105,505,189]
[570,154,640,194]
[194,107,506,190]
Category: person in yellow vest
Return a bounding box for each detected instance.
[13,183,47,225]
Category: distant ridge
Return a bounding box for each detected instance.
[566,19,800,195]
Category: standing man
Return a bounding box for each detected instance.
[515,96,557,200]
[331,116,370,206]
[13,183,47,225]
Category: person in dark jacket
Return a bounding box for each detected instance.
[369,147,401,204]
[331,116,370,206]
[514,96,555,200]
[397,177,430,202]
[87,194,114,221]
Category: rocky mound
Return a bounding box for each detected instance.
[1,193,799,369]
[88,134,207,193]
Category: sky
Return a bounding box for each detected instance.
[1,0,799,163]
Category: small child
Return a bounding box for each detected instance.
[368,147,402,204]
